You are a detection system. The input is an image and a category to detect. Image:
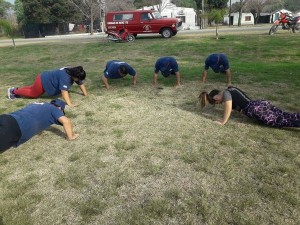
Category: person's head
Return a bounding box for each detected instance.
[65,66,86,81]
[50,99,66,114]
[118,65,128,77]
[199,89,222,108]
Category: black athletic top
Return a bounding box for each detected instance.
[223,87,251,112]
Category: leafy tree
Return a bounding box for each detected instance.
[245,0,282,24]
[50,1,82,23]
[233,0,247,26]
[0,0,13,18]
[208,8,226,39]
[284,0,300,11]
[173,0,196,8]
[207,0,228,9]
[193,0,207,29]
[0,19,16,47]
[134,0,196,9]
[106,0,135,11]
[14,0,25,24]
[19,0,82,36]
[68,0,102,34]
[230,2,241,12]
[133,0,143,8]
[21,0,50,23]
[21,0,80,24]
[133,0,174,12]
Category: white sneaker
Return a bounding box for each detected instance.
[7,87,16,99]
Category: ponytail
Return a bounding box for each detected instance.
[199,91,209,108]
[198,89,221,108]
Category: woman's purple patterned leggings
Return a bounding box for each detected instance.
[243,100,300,127]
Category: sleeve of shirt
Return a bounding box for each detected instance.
[221,56,230,70]
[204,58,210,70]
[51,107,65,126]
[128,66,136,76]
[154,61,160,73]
[104,61,112,76]
[104,71,110,78]
[171,60,179,72]
[223,90,232,102]
[59,73,71,91]
[75,80,83,85]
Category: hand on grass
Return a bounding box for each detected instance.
[214,120,224,125]
[68,133,79,141]
[68,103,78,107]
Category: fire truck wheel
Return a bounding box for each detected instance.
[161,28,172,38]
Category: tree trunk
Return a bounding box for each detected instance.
[238,9,242,26]
[90,9,94,35]
[55,24,59,35]
[216,25,219,40]
[12,37,16,48]
[196,11,202,29]
[255,12,261,24]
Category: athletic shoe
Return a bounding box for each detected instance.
[7,87,16,99]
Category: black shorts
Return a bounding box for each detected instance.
[0,114,21,151]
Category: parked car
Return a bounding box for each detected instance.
[105,10,182,38]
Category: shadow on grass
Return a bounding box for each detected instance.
[47,126,66,139]
[135,35,164,40]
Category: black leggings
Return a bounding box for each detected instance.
[0,115,21,151]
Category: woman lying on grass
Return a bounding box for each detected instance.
[199,86,300,127]
[7,66,87,107]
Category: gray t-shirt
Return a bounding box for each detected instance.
[223,90,232,102]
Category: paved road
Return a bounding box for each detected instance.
[0,25,270,47]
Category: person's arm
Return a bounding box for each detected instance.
[61,90,77,107]
[79,84,88,96]
[58,116,79,140]
[175,72,181,88]
[153,73,159,86]
[215,100,232,125]
[225,69,232,87]
[201,70,208,83]
[132,73,138,85]
[101,75,110,89]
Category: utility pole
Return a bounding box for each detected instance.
[202,0,205,29]
[229,0,232,26]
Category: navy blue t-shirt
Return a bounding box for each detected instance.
[9,103,65,146]
[154,57,179,77]
[41,68,83,96]
[104,60,136,79]
[204,53,229,73]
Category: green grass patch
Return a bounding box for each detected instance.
[0,31,299,225]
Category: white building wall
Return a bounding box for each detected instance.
[142,3,198,29]
[160,7,197,29]
[224,12,254,25]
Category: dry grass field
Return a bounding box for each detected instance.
[0,31,299,225]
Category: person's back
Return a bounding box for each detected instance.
[202,53,232,86]
[9,102,64,146]
[155,57,178,77]
[225,86,251,112]
[41,69,72,95]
